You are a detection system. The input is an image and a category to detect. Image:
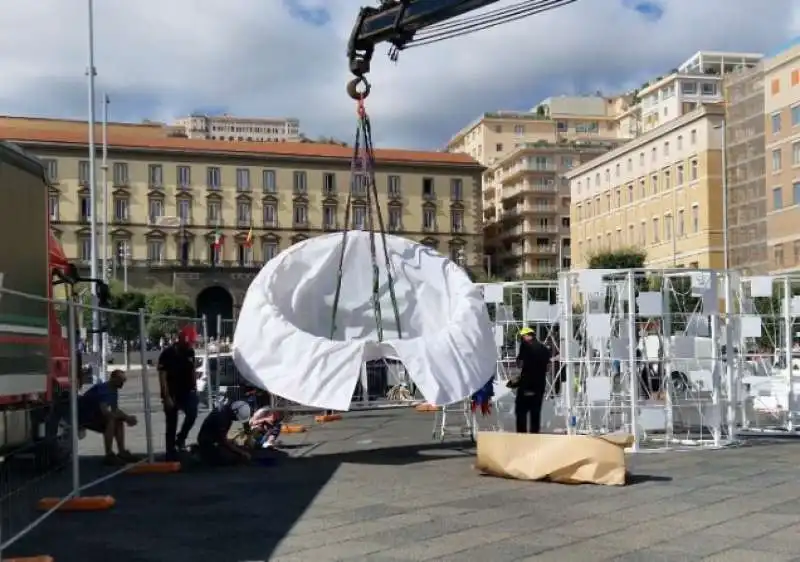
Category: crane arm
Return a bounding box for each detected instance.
[347,0,501,97]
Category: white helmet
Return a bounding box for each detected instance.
[230,400,251,422]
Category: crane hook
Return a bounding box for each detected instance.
[347,76,371,101]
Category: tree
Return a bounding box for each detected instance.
[145,293,195,341]
[587,247,646,270]
[107,291,147,370]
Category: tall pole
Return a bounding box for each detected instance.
[86,0,100,383]
[100,93,109,380]
[720,115,736,441]
[721,117,729,271]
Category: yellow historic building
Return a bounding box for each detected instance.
[566,104,726,269]
[0,119,483,324]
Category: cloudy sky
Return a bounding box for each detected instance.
[0,0,798,150]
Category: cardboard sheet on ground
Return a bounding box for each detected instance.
[475,432,633,486]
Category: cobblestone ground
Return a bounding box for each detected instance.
[7,394,800,561]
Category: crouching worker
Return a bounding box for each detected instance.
[248,407,285,449]
[195,400,252,466]
[78,369,138,466]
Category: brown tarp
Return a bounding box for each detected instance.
[475,431,634,486]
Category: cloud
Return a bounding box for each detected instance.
[0,0,797,150]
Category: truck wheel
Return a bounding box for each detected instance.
[34,397,71,471]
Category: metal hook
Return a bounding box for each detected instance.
[347,76,371,101]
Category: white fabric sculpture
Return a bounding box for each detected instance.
[232,231,497,411]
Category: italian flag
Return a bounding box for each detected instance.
[212,229,223,249]
[244,227,253,248]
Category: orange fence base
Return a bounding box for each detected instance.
[415,404,440,412]
[283,424,307,434]
[127,461,182,475]
[37,495,115,512]
[6,556,54,562]
[314,414,343,423]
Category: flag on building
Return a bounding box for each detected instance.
[212,229,223,249]
[244,227,253,247]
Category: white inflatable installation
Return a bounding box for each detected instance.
[232,231,497,411]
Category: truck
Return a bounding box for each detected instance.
[0,140,107,466]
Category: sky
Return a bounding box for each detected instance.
[0,0,798,150]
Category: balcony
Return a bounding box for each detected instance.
[525,244,558,255]
[129,259,264,271]
[522,203,557,215]
[502,162,557,183]
[526,224,558,234]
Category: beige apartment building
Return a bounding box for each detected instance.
[567,104,726,270]
[0,120,483,326]
[764,40,800,273]
[447,95,630,277]
[172,114,301,142]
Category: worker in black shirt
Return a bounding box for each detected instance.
[195,400,252,466]
[158,325,199,461]
[509,327,552,433]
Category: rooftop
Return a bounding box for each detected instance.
[0,123,480,167]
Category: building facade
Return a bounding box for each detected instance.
[724,62,767,274]
[0,123,482,323]
[764,40,800,273]
[567,104,726,270]
[172,114,301,143]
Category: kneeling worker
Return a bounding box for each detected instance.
[78,369,138,465]
[195,400,252,466]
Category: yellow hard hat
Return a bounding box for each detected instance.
[519,327,534,336]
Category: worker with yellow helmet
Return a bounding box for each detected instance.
[507,326,551,433]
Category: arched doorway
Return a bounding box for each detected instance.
[196,286,234,339]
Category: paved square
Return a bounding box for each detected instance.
[7,390,800,561]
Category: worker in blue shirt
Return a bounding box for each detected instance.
[78,369,138,465]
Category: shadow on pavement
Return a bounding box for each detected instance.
[5,441,474,562]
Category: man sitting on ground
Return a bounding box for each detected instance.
[248,407,286,449]
[78,370,138,465]
[195,400,252,466]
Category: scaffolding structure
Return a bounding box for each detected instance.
[724,62,767,274]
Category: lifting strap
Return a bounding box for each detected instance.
[329,95,402,343]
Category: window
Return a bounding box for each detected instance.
[495,143,503,152]
[701,83,716,95]
[388,206,402,231]
[772,78,781,95]
[651,147,657,162]
[177,165,191,188]
[651,174,658,194]
[794,142,800,166]
[773,187,783,210]
[563,156,574,169]
[262,241,278,262]
[627,184,633,203]
[78,160,90,185]
[293,203,307,226]
[639,179,645,198]
[681,82,697,94]
[352,174,367,196]
[208,243,221,266]
[207,200,221,224]
[626,158,632,171]
[422,178,435,198]
[691,205,699,233]
[690,159,698,181]
[113,197,129,222]
[614,163,620,177]
[677,209,685,237]
[690,130,697,145]
[639,152,644,166]
[178,198,191,223]
[677,164,684,185]
[793,70,800,86]
[79,238,92,262]
[514,125,524,135]
[288,171,306,195]
[772,113,782,134]
[773,149,782,172]
[677,135,683,150]
[177,235,190,265]
[148,198,164,225]
[263,203,276,226]
[48,195,59,221]
[237,201,251,227]
[114,240,127,266]
[42,159,58,183]
[615,188,621,208]
[388,175,401,197]
[322,205,336,229]
[664,214,672,241]
[652,218,660,243]
[663,142,669,157]
[237,243,253,266]
[793,105,800,127]
[794,182,800,206]
[451,210,464,232]
[663,169,671,189]
[775,244,785,268]
[235,168,250,192]
[422,207,436,231]
[262,169,276,193]
[148,164,163,187]
[207,166,221,189]
[639,221,646,245]
[794,240,800,264]
[352,205,367,230]
[112,162,129,186]
[450,179,463,201]
[147,240,164,263]
[323,173,336,195]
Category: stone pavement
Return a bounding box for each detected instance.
[7,409,800,561]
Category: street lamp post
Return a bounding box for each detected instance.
[100,93,109,378]
[85,0,102,382]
